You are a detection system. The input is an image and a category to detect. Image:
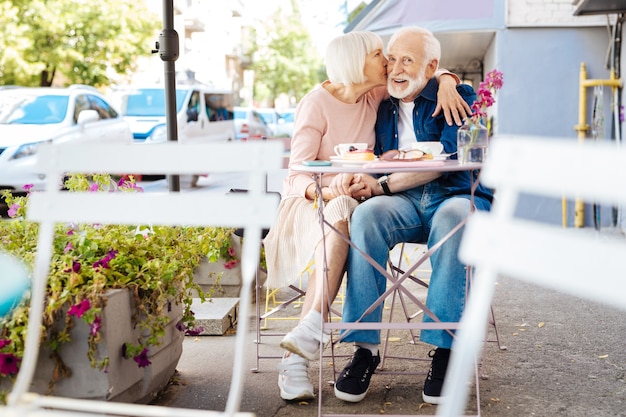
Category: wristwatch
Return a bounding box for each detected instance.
[378,175,392,196]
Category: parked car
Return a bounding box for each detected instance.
[275,109,295,138]
[234,106,273,140]
[256,107,281,135]
[256,108,295,138]
[109,84,236,144]
[0,85,133,193]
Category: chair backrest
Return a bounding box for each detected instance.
[438,135,626,417]
[462,135,626,309]
[9,141,282,417]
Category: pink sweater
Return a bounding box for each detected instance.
[283,82,388,197]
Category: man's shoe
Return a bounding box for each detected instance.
[280,318,329,361]
[334,348,380,403]
[422,348,451,404]
[277,353,314,401]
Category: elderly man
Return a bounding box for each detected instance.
[333,26,494,404]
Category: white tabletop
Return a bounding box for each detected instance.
[292,160,482,174]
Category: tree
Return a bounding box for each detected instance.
[246,1,324,106]
[0,0,160,87]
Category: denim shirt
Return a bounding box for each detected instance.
[374,78,493,202]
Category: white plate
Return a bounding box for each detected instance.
[330,155,378,166]
[410,141,444,156]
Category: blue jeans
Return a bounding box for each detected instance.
[341,181,492,349]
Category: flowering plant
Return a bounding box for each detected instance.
[0,175,238,401]
[468,69,503,126]
[458,69,504,163]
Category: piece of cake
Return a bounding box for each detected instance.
[343,149,375,161]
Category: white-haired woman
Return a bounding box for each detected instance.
[263,30,468,401]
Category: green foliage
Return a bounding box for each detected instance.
[0,174,237,396]
[247,3,324,105]
[0,0,160,87]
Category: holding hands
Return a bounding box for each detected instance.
[328,173,376,202]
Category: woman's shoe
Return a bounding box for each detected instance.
[277,352,314,401]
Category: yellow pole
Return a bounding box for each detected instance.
[570,63,622,228]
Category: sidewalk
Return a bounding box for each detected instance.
[152,250,626,416]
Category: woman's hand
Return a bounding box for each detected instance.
[433,74,471,126]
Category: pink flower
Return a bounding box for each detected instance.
[0,352,20,375]
[22,184,34,192]
[7,203,20,218]
[89,183,99,192]
[468,69,503,125]
[64,242,74,253]
[68,299,91,318]
[0,339,10,349]
[90,316,101,337]
[227,247,236,257]
[224,259,238,270]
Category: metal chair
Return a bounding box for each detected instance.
[1,140,283,417]
[440,135,626,416]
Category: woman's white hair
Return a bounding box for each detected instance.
[388,26,441,67]
[325,31,383,85]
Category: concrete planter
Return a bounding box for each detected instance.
[194,233,243,297]
[1,288,183,404]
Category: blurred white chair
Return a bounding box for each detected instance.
[1,140,283,417]
[439,135,626,416]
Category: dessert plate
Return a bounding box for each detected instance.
[330,155,378,166]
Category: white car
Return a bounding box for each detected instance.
[234,106,273,140]
[109,84,236,144]
[0,85,133,193]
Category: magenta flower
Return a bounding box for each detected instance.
[68,299,91,318]
[22,184,34,192]
[227,247,236,257]
[185,327,204,336]
[0,352,20,375]
[133,348,151,368]
[92,250,118,269]
[224,259,238,270]
[0,339,10,349]
[89,183,99,192]
[90,316,102,337]
[64,260,81,273]
[468,69,503,125]
[8,203,21,218]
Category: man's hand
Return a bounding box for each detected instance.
[329,173,376,201]
[433,74,471,126]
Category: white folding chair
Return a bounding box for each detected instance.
[1,141,283,417]
[439,135,626,416]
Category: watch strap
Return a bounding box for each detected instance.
[378,176,392,196]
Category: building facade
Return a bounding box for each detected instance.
[347,0,625,232]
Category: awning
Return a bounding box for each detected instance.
[574,0,626,16]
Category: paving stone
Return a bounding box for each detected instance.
[190,297,239,335]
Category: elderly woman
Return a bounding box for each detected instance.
[263,30,469,401]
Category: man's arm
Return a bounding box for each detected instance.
[433,71,472,126]
[366,171,442,197]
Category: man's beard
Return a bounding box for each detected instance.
[388,70,427,101]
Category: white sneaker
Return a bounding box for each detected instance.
[277,353,314,401]
[279,315,329,361]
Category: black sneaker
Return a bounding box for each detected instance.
[334,348,380,403]
[422,348,451,404]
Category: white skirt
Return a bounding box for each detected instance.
[263,195,359,289]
